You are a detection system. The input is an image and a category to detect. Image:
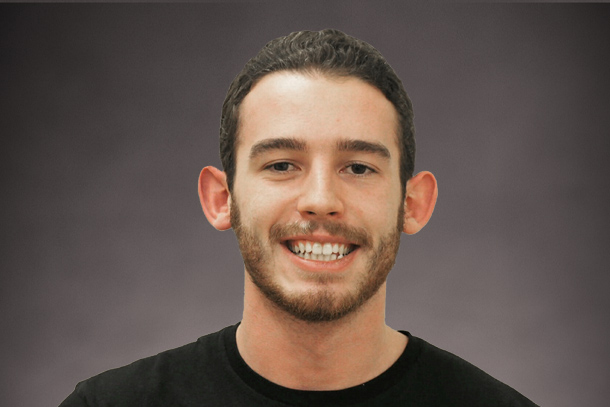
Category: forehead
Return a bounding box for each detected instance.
[236,71,400,158]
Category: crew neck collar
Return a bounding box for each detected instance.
[222,323,420,406]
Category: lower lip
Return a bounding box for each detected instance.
[281,244,358,273]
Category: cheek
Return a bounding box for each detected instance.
[369,200,401,227]
[363,189,403,229]
[360,179,402,209]
[234,184,290,227]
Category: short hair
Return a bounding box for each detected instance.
[219,29,415,196]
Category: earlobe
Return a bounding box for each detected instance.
[403,171,438,235]
[198,166,232,231]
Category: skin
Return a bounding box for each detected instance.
[199,71,438,390]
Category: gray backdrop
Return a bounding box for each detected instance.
[2,3,609,406]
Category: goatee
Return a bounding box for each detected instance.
[231,200,403,322]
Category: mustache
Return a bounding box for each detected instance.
[269,220,372,247]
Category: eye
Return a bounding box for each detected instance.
[345,163,375,176]
[265,162,296,172]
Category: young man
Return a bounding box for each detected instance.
[60,29,537,406]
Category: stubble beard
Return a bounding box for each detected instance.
[230,199,403,323]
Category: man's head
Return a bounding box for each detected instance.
[220,29,415,198]
[199,30,437,323]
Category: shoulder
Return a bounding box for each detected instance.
[64,325,235,406]
[406,334,538,406]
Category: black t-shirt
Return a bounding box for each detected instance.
[60,324,538,406]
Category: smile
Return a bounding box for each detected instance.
[286,240,356,261]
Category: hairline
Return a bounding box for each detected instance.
[231,68,405,192]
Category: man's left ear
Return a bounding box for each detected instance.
[403,171,438,235]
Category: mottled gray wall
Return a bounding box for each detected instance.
[2,3,609,406]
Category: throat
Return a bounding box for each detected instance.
[236,318,405,391]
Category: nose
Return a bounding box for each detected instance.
[297,166,344,218]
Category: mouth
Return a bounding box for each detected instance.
[285,240,357,261]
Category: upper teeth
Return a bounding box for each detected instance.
[289,240,353,261]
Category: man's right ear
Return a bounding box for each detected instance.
[198,166,232,231]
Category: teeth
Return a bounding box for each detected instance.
[287,239,355,261]
[312,243,322,255]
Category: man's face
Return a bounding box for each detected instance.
[231,71,404,322]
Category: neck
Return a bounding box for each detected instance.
[236,274,407,390]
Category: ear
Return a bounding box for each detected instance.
[198,166,232,231]
[403,171,438,235]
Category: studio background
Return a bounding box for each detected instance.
[2,3,609,406]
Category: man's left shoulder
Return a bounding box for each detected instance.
[409,334,538,406]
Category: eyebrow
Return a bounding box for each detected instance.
[336,139,391,160]
[249,138,308,160]
[248,137,391,160]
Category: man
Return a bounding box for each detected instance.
[60,29,537,406]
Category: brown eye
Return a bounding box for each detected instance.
[351,164,367,174]
[272,162,291,171]
[347,163,373,175]
[266,162,295,172]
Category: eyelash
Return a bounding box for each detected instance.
[264,162,376,176]
[343,163,376,176]
[265,162,298,173]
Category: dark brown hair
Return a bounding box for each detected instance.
[220,29,415,196]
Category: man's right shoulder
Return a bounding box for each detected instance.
[59,325,235,407]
